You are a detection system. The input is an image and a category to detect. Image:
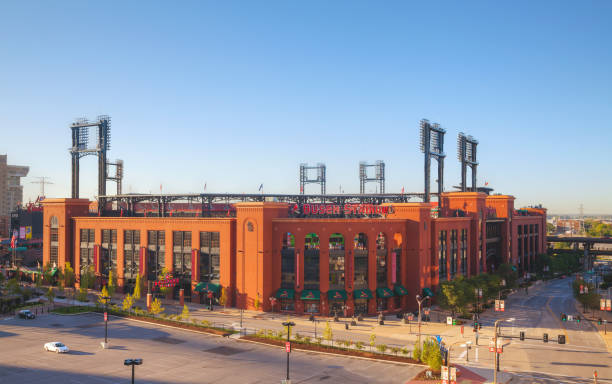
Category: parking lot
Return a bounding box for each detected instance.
[0,312,421,383]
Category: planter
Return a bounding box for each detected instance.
[242,335,424,365]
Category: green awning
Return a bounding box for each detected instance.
[300,289,321,300]
[327,289,347,301]
[51,267,58,277]
[511,266,517,271]
[376,287,394,298]
[423,287,434,297]
[393,284,408,296]
[194,282,221,293]
[276,288,295,299]
[353,289,373,300]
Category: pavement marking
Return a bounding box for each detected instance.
[545,296,569,343]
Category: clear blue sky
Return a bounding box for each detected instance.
[1,1,611,214]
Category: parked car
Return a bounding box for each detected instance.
[44,342,69,353]
[18,309,35,319]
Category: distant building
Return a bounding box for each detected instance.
[0,155,29,237]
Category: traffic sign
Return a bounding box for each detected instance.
[601,299,606,311]
[104,312,108,322]
[285,342,291,353]
[424,309,430,315]
[500,300,505,312]
[568,315,574,321]
[450,366,457,383]
[407,314,414,321]
[607,299,611,311]
[447,316,453,325]
[580,285,584,294]
[441,366,449,380]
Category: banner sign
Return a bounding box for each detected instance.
[289,203,394,217]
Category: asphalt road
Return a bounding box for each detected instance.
[0,312,422,384]
[462,278,612,383]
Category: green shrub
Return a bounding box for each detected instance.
[303,336,311,344]
[412,343,422,362]
[355,341,364,351]
[390,347,401,356]
[401,347,409,356]
[376,344,387,354]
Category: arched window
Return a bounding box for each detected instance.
[329,233,345,290]
[376,233,387,288]
[353,233,368,289]
[392,233,403,284]
[304,233,320,290]
[281,233,296,289]
[50,216,59,267]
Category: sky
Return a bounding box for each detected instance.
[0,1,611,214]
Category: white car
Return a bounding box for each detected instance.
[44,342,69,353]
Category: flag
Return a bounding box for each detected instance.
[485,181,489,186]
[258,183,263,191]
[300,185,304,194]
[160,184,162,193]
[10,235,15,249]
[204,182,207,192]
[401,187,405,195]
[120,208,123,217]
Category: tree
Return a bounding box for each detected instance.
[34,273,42,290]
[324,321,333,343]
[80,266,95,290]
[546,222,555,234]
[122,293,135,312]
[219,287,228,307]
[98,286,110,306]
[181,304,190,319]
[45,287,55,305]
[156,268,171,296]
[412,343,422,362]
[7,277,21,295]
[149,298,164,315]
[369,332,376,352]
[64,262,75,288]
[107,269,116,297]
[496,263,518,289]
[42,263,54,285]
[254,294,261,310]
[133,274,142,300]
[438,277,472,316]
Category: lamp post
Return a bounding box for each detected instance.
[124,358,143,384]
[493,318,515,384]
[416,294,428,347]
[101,295,111,348]
[282,321,295,383]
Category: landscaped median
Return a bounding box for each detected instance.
[241,331,424,365]
[51,305,239,337]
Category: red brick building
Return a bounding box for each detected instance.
[42,191,546,315]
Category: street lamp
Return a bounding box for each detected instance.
[282,321,295,383]
[101,295,111,348]
[124,358,143,384]
[416,294,428,347]
[493,318,515,384]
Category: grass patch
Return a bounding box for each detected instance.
[52,306,92,314]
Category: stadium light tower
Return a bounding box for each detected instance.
[457,133,479,192]
[420,119,446,204]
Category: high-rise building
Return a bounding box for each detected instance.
[0,155,29,236]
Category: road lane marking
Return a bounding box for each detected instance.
[546,297,569,343]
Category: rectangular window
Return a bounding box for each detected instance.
[376,246,387,288]
[101,229,117,277]
[460,229,467,275]
[50,227,59,266]
[518,225,522,235]
[438,230,447,280]
[147,231,165,280]
[173,231,192,280]
[124,230,141,279]
[450,230,458,278]
[79,229,95,273]
[200,232,220,284]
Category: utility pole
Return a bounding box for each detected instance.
[416,294,428,346]
[30,176,53,199]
